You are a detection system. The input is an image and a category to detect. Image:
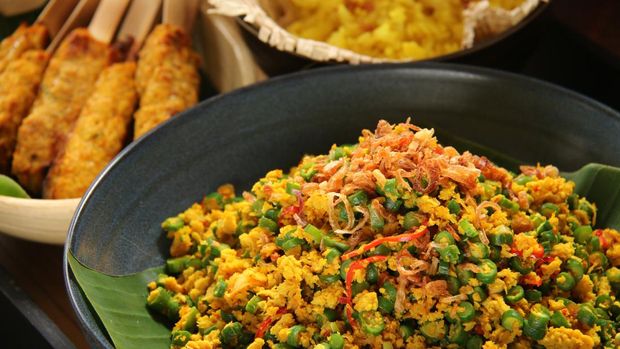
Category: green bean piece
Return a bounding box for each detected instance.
[220,322,243,346]
[459,219,479,238]
[281,237,305,252]
[514,175,533,185]
[457,269,474,285]
[360,311,385,335]
[606,267,620,283]
[384,197,403,213]
[437,261,451,276]
[403,212,421,230]
[182,307,199,331]
[476,259,497,284]
[505,285,524,303]
[329,333,345,349]
[324,308,338,322]
[171,330,192,346]
[489,225,514,246]
[214,279,227,298]
[399,321,415,340]
[326,248,341,263]
[438,245,460,264]
[378,282,397,314]
[447,200,461,215]
[419,320,445,342]
[264,208,280,221]
[499,196,519,213]
[470,286,488,303]
[348,190,369,206]
[578,304,598,327]
[531,304,551,320]
[567,193,579,210]
[351,281,370,297]
[313,343,330,349]
[323,237,349,252]
[589,252,609,270]
[147,287,180,320]
[573,225,593,245]
[541,203,560,217]
[578,200,595,220]
[550,311,571,328]
[556,272,576,291]
[447,322,468,345]
[434,231,455,245]
[510,257,532,275]
[329,146,346,160]
[166,256,190,274]
[368,204,385,230]
[366,263,379,284]
[525,289,542,302]
[467,243,489,262]
[446,276,461,296]
[340,259,353,280]
[456,301,475,322]
[383,178,399,200]
[566,259,585,282]
[523,317,548,341]
[287,325,305,347]
[501,309,524,330]
[538,230,557,244]
[536,220,553,234]
[286,182,301,194]
[304,224,324,245]
[245,295,262,314]
[466,335,484,349]
[588,235,602,253]
[320,274,341,284]
[259,216,279,232]
[199,325,217,336]
[162,217,184,232]
[367,243,391,256]
[300,164,317,182]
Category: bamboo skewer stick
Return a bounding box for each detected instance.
[37,0,81,39]
[88,0,131,45]
[47,0,101,52]
[117,0,163,59]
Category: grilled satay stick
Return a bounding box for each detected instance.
[133,23,200,138]
[43,62,137,199]
[11,29,113,194]
[42,0,154,198]
[0,23,48,74]
[0,50,49,173]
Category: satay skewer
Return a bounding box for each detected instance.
[44,0,162,199]
[11,0,130,194]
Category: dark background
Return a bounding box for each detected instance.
[0,1,618,348]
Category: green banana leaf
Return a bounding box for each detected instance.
[0,174,30,198]
[68,253,170,349]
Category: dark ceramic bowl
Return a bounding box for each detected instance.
[65,63,620,348]
[238,3,549,76]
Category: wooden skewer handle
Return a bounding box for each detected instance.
[37,0,81,39]
[117,0,162,57]
[88,0,131,44]
[163,0,199,32]
[47,0,100,53]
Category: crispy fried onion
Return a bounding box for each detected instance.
[474,201,502,245]
[327,193,356,234]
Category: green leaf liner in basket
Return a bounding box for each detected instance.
[68,140,620,349]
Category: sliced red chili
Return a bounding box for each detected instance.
[255,307,286,338]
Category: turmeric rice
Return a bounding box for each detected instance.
[279,0,526,60]
[147,120,619,348]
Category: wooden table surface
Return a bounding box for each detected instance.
[0,1,618,348]
[0,234,88,348]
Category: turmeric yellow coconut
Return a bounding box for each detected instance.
[147,120,620,348]
[280,0,526,60]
